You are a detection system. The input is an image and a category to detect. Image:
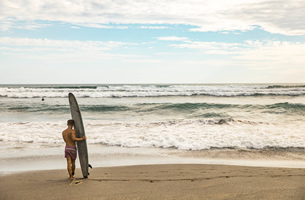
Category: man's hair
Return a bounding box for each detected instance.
[67,119,74,126]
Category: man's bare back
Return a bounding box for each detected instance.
[62,128,77,146]
[62,122,86,146]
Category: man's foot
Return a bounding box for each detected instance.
[69,177,74,180]
[72,172,75,178]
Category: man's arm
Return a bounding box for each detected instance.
[71,130,87,142]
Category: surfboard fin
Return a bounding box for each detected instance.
[89,164,92,169]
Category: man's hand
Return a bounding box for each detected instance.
[82,136,87,141]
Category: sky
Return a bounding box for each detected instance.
[0,0,305,84]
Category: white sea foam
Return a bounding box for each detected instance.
[1,84,305,98]
[1,120,305,150]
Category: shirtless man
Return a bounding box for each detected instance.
[62,119,86,180]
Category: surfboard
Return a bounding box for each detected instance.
[68,93,89,178]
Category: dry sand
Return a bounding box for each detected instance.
[1,164,305,200]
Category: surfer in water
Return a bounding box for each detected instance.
[62,119,87,180]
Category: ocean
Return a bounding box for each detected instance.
[1,83,305,173]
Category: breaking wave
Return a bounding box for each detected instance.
[2,102,305,116]
[1,84,305,98]
[1,119,304,150]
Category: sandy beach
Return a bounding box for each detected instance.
[1,164,305,200]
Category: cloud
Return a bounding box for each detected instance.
[139,26,168,29]
[167,38,305,73]
[2,36,305,71]
[0,0,304,35]
[1,37,305,83]
[157,36,189,42]
[0,20,51,31]
[226,0,305,36]
[171,41,245,51]
[0,37,142,63]
[0,37,127,50]
[234,41,305,69]
[0,38,140,62]
[75,23,128,29]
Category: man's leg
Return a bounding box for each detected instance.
[66,157,73,179]
[71,159,75,177]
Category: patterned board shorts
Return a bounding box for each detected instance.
[65,145,77,160]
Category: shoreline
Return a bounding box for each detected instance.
[2,144,305,175]
[1,164,305,199]
[0,144,305,176]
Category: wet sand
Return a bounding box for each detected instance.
[1,164,305,199]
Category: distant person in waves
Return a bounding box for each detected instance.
[62,119,87,180]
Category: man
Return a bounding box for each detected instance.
[62,119,86,180]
